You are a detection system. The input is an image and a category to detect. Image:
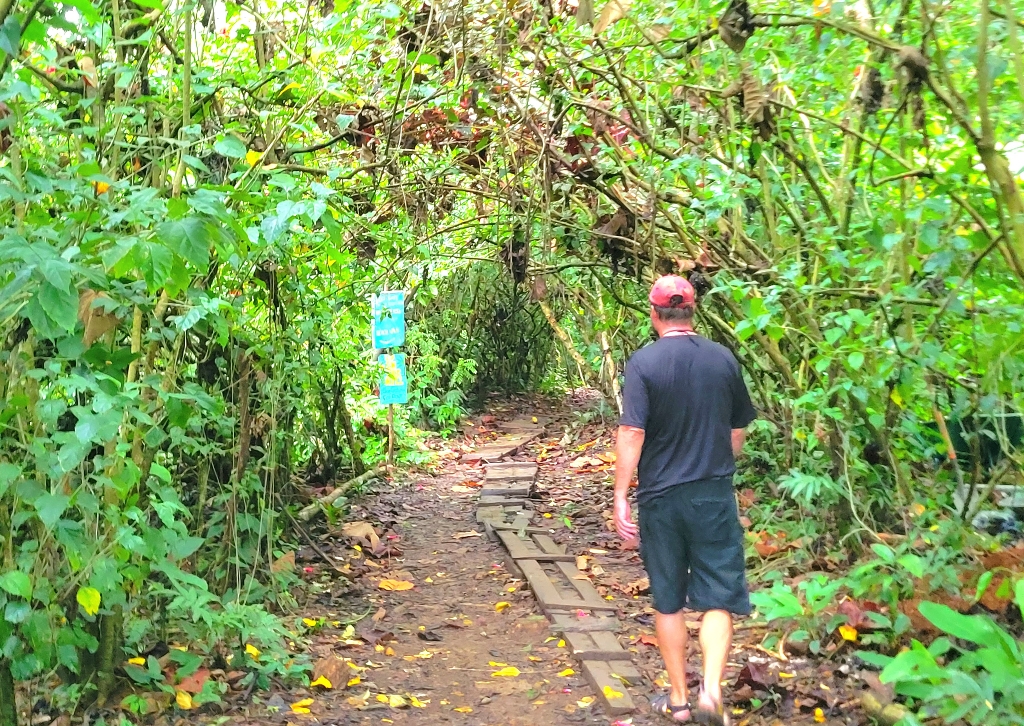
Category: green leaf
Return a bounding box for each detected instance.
[150,463,171,483]
[158,218,210,270]
[0,571,32,600]
[76,586,101,616]
[75,409,122,445]
[61,0,102,23]
[4,600,31,624]
[213,135,247,159]
[38,281,79,332]
[34,492,70,529]
[0,15,21,56]
[847,351,864,370]
[0,462,21,499]
[897,554,924,579]
[917,602,1004,648]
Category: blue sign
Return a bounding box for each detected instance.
[372,291,406,349]
[378,353,408,405]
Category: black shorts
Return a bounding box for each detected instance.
[637,476,750,616]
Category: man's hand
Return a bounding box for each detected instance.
[614,495,638,540]
[731,428,747,458]
[614,425,644,542]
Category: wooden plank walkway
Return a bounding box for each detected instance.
[466,436,639,715]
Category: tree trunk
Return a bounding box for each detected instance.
[0,658,15,726]
[336,370,366,476]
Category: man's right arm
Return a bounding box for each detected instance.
[731,428,746,458]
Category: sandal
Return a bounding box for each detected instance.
[693,687,729,726]
[651,693,693,722]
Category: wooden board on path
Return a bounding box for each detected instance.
[497,531,575,562]
[549,614,622,633]
[554,561,615,610]
[479,495,532,507]
[484,461,539,483]
[581,660,635,714]
[480,482,533,498]
[463,432,541,463]
[518,560,618,613]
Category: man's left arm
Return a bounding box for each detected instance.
[614,358,648,541]
[731,428,746,458]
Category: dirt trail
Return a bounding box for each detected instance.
[226,401,866,726]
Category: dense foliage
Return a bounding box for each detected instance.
[0,0,1022,721]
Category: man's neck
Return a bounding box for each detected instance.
[659,326,695,338]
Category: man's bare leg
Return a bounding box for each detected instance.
[698,609,733,709]
[655,610,690,711]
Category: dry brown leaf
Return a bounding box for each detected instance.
[78,290,120,347]
[594,0,631,34]
[341,521,380,550]
[271,550,295,574]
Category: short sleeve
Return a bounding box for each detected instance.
[730,358,757,429]
[619,356,649,429]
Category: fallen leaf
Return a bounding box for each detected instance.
[177,668,210,694]
[372,607,387,623]
[638,634,659,647]
[839,625,858,642]
[558,668,575,677]
[310,675,333,689]
[341,521,380,551]
[379,579,415,591]
[271,550,295,573]
[453,531,483,539]
[495,601,511,613]
[291,698,315,714]
[577,696,595,708]
[346,690,370,707]
[175,690,193,710]
[347,676,361,687]
[557,640,566,648]
[127,657,146,666]
[454,706,473,713]
[410,695,429,707]
[388,694,408,708]
[491,666,520,677]
[603,685,624,699]
[303,617,319,627]
[245,149,262,166]
[245,644,261,659]
[814,707,826,723]
[576,555,589,571]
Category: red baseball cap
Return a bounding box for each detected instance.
[649,275,696,308]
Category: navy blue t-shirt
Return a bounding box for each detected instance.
[620,334,756,504]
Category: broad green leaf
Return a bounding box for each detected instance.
[847,351,864,370]
[75,409,122,444]
[38,280,79,332]
[0,462,21,499]
[0,571,32,600]
[34,492,70,529]
[917,602,1005,649]
[76,586,101,616]
[213,135,247,159]
[158,218,210,269]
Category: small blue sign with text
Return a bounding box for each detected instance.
[371,291,406,349]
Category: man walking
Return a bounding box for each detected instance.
[613,275,756,725]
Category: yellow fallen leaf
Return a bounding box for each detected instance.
[814,707,826,722]
[557,639,566,648]
[310,675,332,689]
[410,695,429,707]
[603,685,624,699]
[377,694,389,703]
[347,676,361,687]
[491,666,520,677]
[245,149,262,166]
[543,513,553,518]
[839,625,858,642]
[303,617,319,627]
[379,579,415,591]
[245,643,261,659]
[779,672,795,678]
[389,694,408,708]
[528,655,543,662]
[290,698,314,714]
[93,181,111,195]
[127,657,146,666]
[558,668,575,677]
[385,646,395,656]
[375,644,385,653]
[495,601,511,612]
[175,690,193,710]
[454,706,473,713]
[488,661,507,667]
[577,696,595,708]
